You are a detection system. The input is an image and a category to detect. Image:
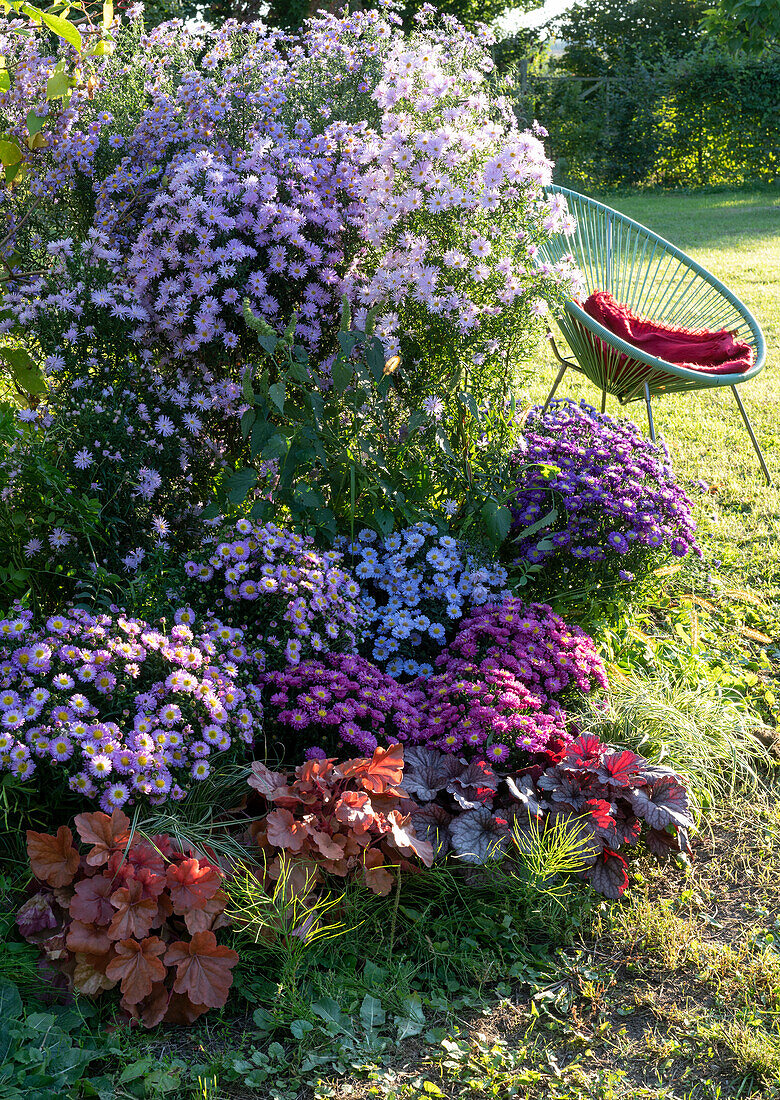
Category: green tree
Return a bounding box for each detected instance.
[547,0,709,76]
[701,0,780,55]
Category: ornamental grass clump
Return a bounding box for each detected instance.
[338,522,510,678]
[261,653,426,760]
[182,520,363,670]
[509,400,700,593]
[414,598,608,761]
[0,607,262,810]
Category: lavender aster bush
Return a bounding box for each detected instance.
[510,401,700,593]
[336,522,511,678]
[0,606,263,811]
[1,7,578,400]
[181,520,363,669]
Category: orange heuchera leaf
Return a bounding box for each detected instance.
[333,791,375,834]
[310,830,346,863]
[70,874,115,925]
[74,809,130,867]
[105,936,167,1005]
[27,826,80,888]
[108,879,160,941]
[386,811,435,867]
[183,889,229,935]
[166,858,222,915]
[248,761,290,799]
[340,743,405,794]
[73,953,116,997]
[66,919,113,956]
[362,848,395,896]
[165,930,239,1009]
[135,981,170,1028]
[265,808,310,853]
[163,991,209,1026]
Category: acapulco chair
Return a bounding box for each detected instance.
[536,186,771,484]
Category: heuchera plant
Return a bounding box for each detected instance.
[17,810,238,1027]
[248,744,434,896]
[401,735,694,898]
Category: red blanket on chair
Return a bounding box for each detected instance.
[583,291,755,375]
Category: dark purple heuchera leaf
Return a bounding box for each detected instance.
[505,775,543,820]
[587,849,629,899]
[613,806,642,848]
[447,759,500,810]
[596,749,648,789]
[16,892,59,941]
[583,798,619,847]
[402,747,464,801]
[541,771,589,809]
[629,775,694,831]
[449,808,510,864]
[407,803,453,861]
[645,825,692,859]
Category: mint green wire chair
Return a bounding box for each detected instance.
[536,186,770,484]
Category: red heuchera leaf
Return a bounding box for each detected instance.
[16,892,59,940]
[105,937,167,1005]
[166,859,222,915]
[183,889,229,935]
[126,840,166,879]
[446,759,500,809]
[73,954,116,996]
[74,809,131,867]
[629,776,694,831]
[560,734,604,771]
[587,849,629,899]
[108,880,160,941]
[27,827,80,888]
[596,749,647,788]
[265,808,310,853]
[70,875,115,926]
[339,743,405,794]
[362,848,395,896]
[66,920,113,956]
[165,931,238,1009]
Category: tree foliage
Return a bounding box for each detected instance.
[547,0,710,76]
[701,0,780,55]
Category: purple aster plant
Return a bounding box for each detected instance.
[509,400,700,594]
[181,519,363,670]
[0,604,263,810]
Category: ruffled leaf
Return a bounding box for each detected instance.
[248,761,291,799]
[26,827,80,888]
[339,743,405,794]
[407,804,452,861]
[105,936,167,1005]
[108,880,160,941]
[66,919,113,956]
[629,776,694,831]
[596,749,647,788]
[386,811,434,866]
[362,848,395,896]
[166,859,222,915]
[74,809,130,867]
[70,874,115,926]
[587,849,629,898]
[16,892,59,940]
[449,808,509,865]
[402,747,464,801]
[165,931,238,1009]
[265,808,310,853]
[73,954,116,997]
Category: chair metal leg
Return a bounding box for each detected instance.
[731,385,771,485]
[644,382,656,442]
[542,362,568,414]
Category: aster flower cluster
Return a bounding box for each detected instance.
[1,7,577,394]
[408,598,608,761]
[0,358,236,602]
[182,520,363,669]
[262,653,426,759]
[335,523,511,678]
[510,401,700,590]
[0,606,262,811]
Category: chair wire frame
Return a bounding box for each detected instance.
[536,186,771,485]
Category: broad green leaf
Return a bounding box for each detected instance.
[225,467,257,503]
[395,994,425,1040]
[337,331,357,357]
[372,508,395,537]
[0,346,47,395]
[261,433,288,461]
[331,357,353,395]
[511,506,557,543]
[360,993,385,1035]
[364,337,385,384]
[102,0,113,28]
[0,138,22,168]
[25,110,45,137]
[311,997,354,1037]
[268,382,285,414]
[290,1019,314,1040]
[118,1059,153,1085]
[39,11,82,52]
[0,71,9,93]
[481,500,512,545]
[46,69,71,100]
[0,979,22,1024]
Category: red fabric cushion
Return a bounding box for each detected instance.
[582,290,755,376]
